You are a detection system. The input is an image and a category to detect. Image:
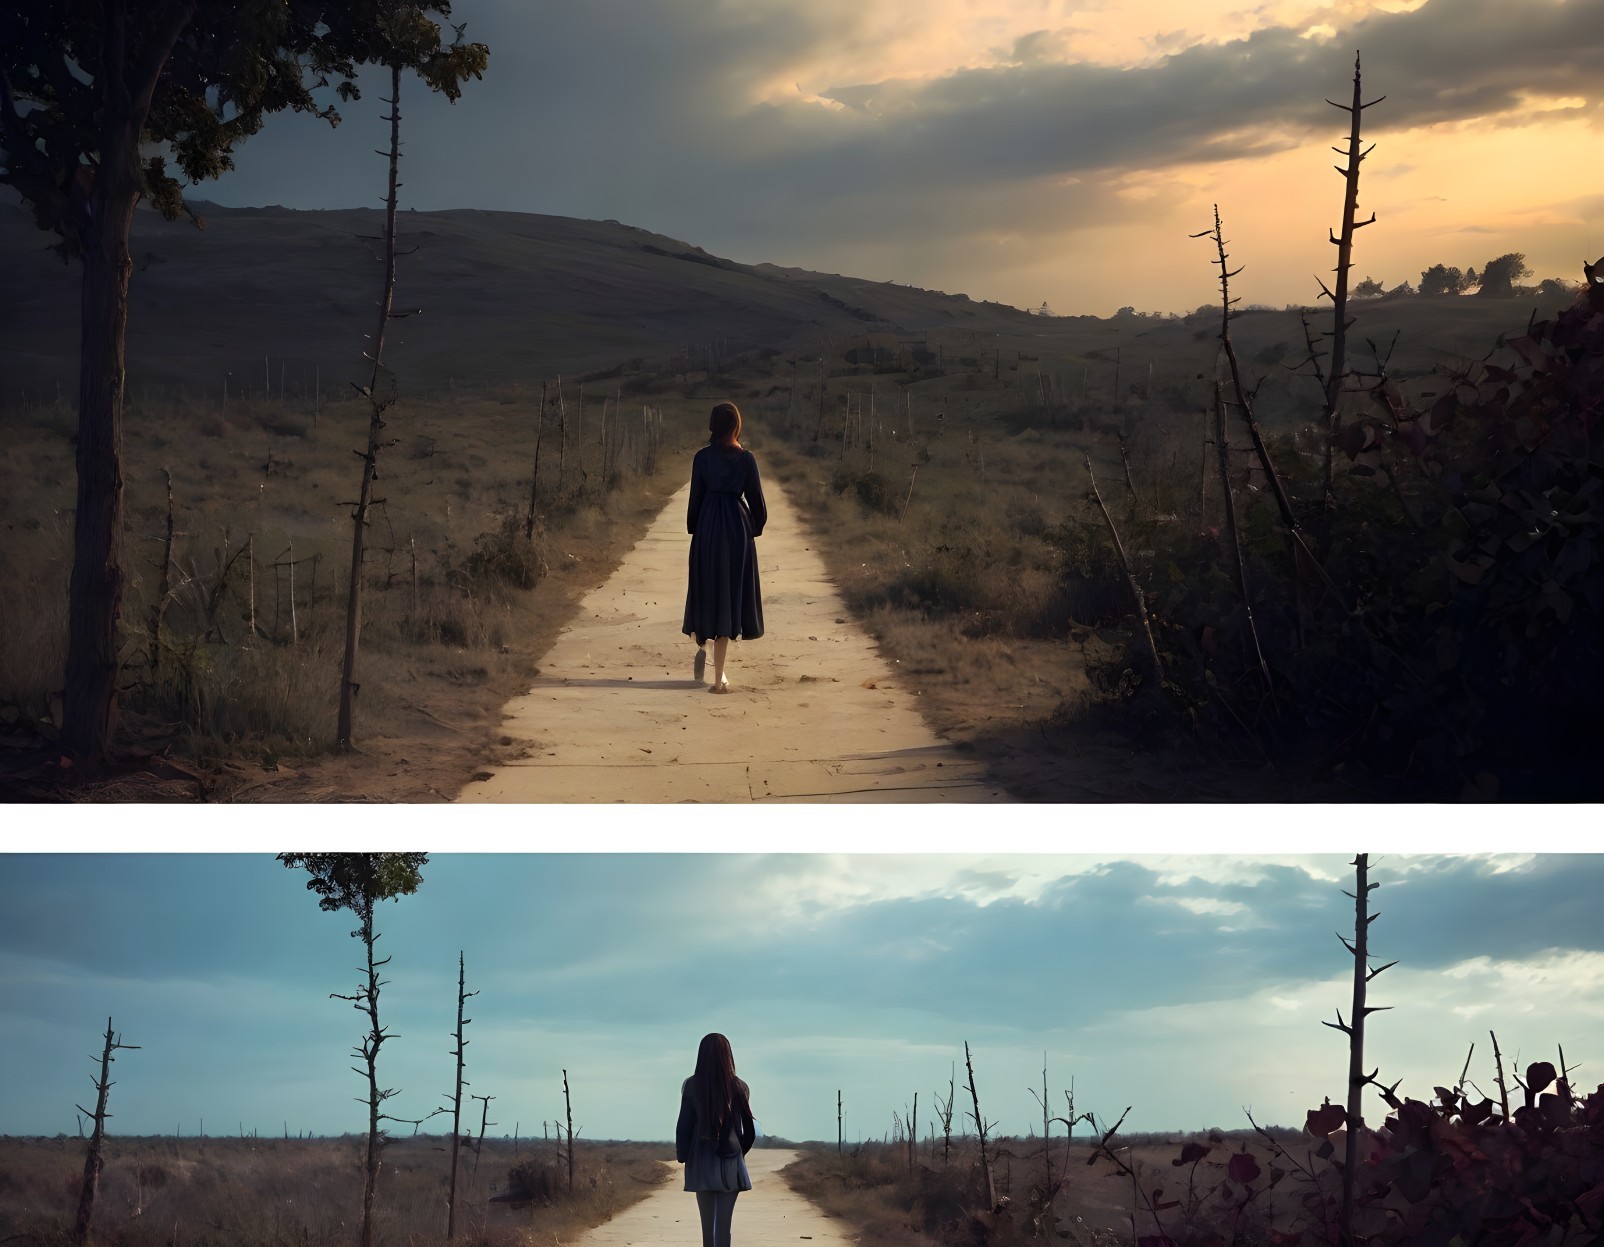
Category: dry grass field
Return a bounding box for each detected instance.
[0,378,709,800]
[0,1134,672,1247]
[2,190,1588,799]
[782,1131,1316,1247]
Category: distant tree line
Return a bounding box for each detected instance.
[1349,251,1579,301]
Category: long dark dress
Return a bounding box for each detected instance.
[683,444,766,646]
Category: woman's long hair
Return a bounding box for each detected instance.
[692,1032,748,1140]
[708,402,743,449]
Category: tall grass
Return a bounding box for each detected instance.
[0,1134,671,1247]
[0,380,704,764]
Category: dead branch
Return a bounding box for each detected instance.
[471,1092,495,1182]
[934,1066,955,1165]
[1086,455,1165,698]
[526,380,547,540]
[963,1041,1000,1213]
[1212,385,1275,709]
[1490,1030,1511,1123]
[1192,206,1299,535]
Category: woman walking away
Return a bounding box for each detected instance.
[683,402,766,692]
[677,1033,756,1247]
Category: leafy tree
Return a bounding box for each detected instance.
[0,4,487,766]
[278,853,428,1247]
[1419,263,1469,297]
[1478,251,1533,298]
[1352,276,1386,299]
[1386,279,1415,298]
[1536,277,1579,302]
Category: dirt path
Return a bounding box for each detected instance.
[459,478,1008,802]
[573,1151,851,1247]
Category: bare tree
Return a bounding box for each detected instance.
[562,1070,576,1192]
[446,950,478,1240]
[334,13,486,750]
[963,1041,999,1213]
[72,1018,140,1247]
[1316,54,1385,557]
[337,57,406,751]
[933,1067,955,1165]
[1322,853,1397,1247]
[279,853,427,1247]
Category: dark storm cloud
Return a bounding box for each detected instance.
[427,856,1604,1040]
[796,0,1604,187]
[193,0,1604,298]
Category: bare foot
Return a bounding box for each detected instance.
[708,677,730,694]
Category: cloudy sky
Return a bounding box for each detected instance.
[4,846,1600,1144]
[196,0,1604,317]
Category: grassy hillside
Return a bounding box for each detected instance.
[2,192,1588,799]
[3,191,1564,407]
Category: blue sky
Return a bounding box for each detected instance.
[3,836,1600,1144]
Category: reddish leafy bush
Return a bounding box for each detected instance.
[1317,1065,1604,1246]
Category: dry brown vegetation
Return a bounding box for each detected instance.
[0,380,707,799]
[739,271,1596,799]
[0,1134,672,1247]
[2,185,1584,800]
[782,1131,1302,1247]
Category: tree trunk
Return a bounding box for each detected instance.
[964,1041,998,1214]
[360,902,383,1247]
[337,61,403,751]
[59,1,196,764]
[71,1021,116,1246]
[62,151,140,763]
[1340,854,1372,1247]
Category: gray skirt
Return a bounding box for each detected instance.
[683,1139,751,1193]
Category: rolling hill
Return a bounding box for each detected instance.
[2,189,1568,425]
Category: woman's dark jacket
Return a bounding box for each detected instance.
[676,1076,755,1192]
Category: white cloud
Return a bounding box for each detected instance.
[1075,947,1604,1128]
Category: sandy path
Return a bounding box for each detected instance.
[571,1151,850,1247]
[459,477,1007,802]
